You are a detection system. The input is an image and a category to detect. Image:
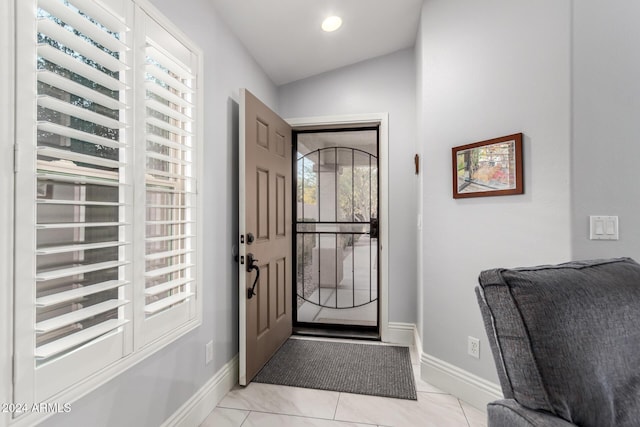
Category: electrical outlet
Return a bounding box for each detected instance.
[468,336,480,359]
[205,340,213,365]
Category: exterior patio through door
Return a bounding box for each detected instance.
[293,128,379,334]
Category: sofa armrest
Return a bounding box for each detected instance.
[488,399,577,427]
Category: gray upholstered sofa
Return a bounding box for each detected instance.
[476,257,640,427]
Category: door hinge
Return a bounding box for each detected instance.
[13,144,19,173]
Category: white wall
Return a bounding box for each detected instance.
[42,0,277,425]
[571,0,640,261]
[417,0,572,382]
[279,48,418,325]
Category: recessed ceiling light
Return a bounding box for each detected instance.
[322,16,342,32]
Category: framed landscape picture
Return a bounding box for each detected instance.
[452,133,523,199]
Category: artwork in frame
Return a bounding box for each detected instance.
[452,133,523,199]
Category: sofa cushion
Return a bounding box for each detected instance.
[488,399,578,427]
[478,257,640,427]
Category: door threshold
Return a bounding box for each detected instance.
[293,327,380,341]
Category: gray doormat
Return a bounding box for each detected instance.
[253,338,417,400]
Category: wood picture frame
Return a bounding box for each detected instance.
[452,133,523,199]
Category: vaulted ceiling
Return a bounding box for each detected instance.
[210,0,424,86]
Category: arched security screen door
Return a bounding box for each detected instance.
[294,129,380,332]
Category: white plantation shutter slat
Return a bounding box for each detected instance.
[35,260,129,281]
[145,220,194,226]
[37,145,124,168]
[144,293,193,315]
[145,203,188,209]
[36,280,129,307]
[38,70,126,110]
[146,116,192,137]
[145,188,194,195]
[35,221,127,229]
[37,171,121,187]
[38,18,127,72]
[146,151,191,166]
[37,44,126,91]
[36,240,128,255]
[145,234,194,243]
[36,199,124,206]
[145,277,193,296]
[145,248,193,261]
[35,299,129,333]
[145,168,194,181]
[146,133,190,151]
[39,121,123,148]
[35,319,129,360]
[37,95,125,129]
[145,98,192,122]
[145,263,193,279]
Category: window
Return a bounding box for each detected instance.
[9,0,202,420]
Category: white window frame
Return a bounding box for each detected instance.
[3,0,203,425]
[0,0,17,426]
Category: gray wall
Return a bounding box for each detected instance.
[571,0,640,261]
[417,0,572,382]
[279,48,418,325]
[43,0,277,425]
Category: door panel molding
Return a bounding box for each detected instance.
[287,114,390,342]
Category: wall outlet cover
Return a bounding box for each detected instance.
[468,336,480,359]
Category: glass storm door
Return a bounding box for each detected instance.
[294,128,379,331]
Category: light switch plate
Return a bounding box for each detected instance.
[589,216,618,240]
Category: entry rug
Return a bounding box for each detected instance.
[253,338,417,400]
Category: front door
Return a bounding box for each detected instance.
[239,89,292,385]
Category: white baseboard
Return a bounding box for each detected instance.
[162,355,238,427]
[386,322,417,346]
[420,353,502,411]
[413,326,422,358]
[387,323,501,411]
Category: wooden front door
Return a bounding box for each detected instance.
[239,89,292,385]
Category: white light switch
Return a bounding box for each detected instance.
[589,216,619,240]
[594,220,604,235]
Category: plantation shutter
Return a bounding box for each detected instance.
[14,0,133,403]
[140,14,198,344]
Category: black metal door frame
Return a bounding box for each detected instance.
[291,126,380,336]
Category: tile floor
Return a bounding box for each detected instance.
[201,338,488,427]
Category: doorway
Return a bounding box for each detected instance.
[239,98,390,383]
[293,127,380,336]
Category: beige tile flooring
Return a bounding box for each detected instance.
[201,338,487,427]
